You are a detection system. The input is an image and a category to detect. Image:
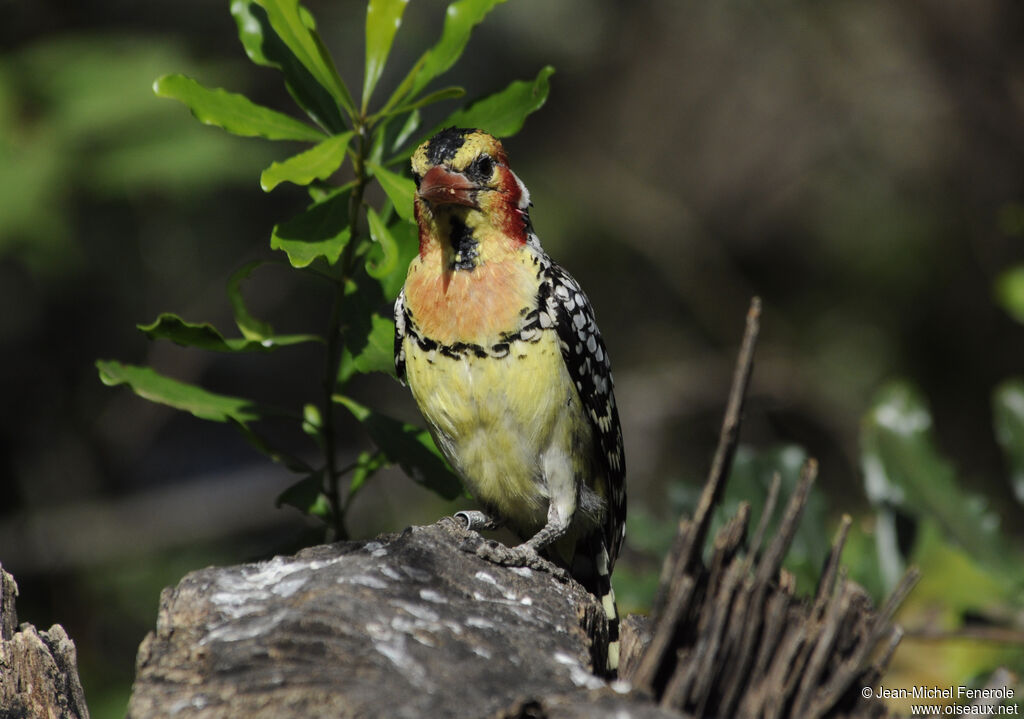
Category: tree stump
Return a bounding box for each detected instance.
[126,519,679,719]
[0,563,89,719]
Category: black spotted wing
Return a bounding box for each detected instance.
[542,262,627,567]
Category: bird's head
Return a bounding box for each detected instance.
[411,128,533,268]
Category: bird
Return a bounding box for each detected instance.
[393,127,626,672]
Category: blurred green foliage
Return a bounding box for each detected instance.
[996,265,1024,329]
[859,380,1024,687]
[862,383,1009,586]
[0,36,268,276]
[619,377,1024,697]
[619,443,828,611]
[994,379,1024,505]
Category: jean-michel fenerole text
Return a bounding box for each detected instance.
[873,685,1015,701]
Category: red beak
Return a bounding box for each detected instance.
[417,166,480,208]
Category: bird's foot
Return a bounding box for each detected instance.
[463,536,569,581]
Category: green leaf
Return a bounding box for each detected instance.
[886,520,1024,682]
[253,0,354,114]
[335,395,462,499]
[392,108,421,152]
[234,419,314,472]
[138,313,319,352]
[909,519,1018,619]
[230,0,350,131]
[302,403,322,437]
[270,188,352,267]
[339,313,396,383]
[837,524,886,602]
[96,360,260,424]
[993,379,1024,506]
[367,161,416,222]
[232,0,271,62]
[227,261,275,340]
[276,471,328,517]
[154,74,325,141]
[260,131,353,191]
[441,65,554,138]
[96,360,311,472]
[861,382,1013,585]
[335,276,396,384]
[377,86,465,120]
[363,0,410,109]
[349,450,389,500]
[372,218,417,301]
[365,207,400,278]
[994,265,1024,325]
[386,0,507,111]
[308,494,332,519]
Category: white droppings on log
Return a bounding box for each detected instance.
[418,588,446,603]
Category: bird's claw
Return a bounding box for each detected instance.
[469,539,570,581]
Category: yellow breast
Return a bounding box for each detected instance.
[403,330,592,534]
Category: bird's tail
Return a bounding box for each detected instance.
[568,531,620,677]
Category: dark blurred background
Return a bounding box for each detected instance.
[3,1,1024,715]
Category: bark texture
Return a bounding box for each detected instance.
[126,519,677,719]
[0,563,89,719]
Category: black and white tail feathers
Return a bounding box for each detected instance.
[563,531,620,676]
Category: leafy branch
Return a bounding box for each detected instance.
[98,0,553,539]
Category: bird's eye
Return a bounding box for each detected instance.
[468,155,494,183]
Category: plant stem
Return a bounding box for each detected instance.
[321,284,347,540]
[321,121,371,541]
[342,124,369,274]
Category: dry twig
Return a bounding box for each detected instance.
[622,298,918,719]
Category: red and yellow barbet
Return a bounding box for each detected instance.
[394,128,626,672]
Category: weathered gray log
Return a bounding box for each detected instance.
[0,563,89,719]
[127,519,680,719]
